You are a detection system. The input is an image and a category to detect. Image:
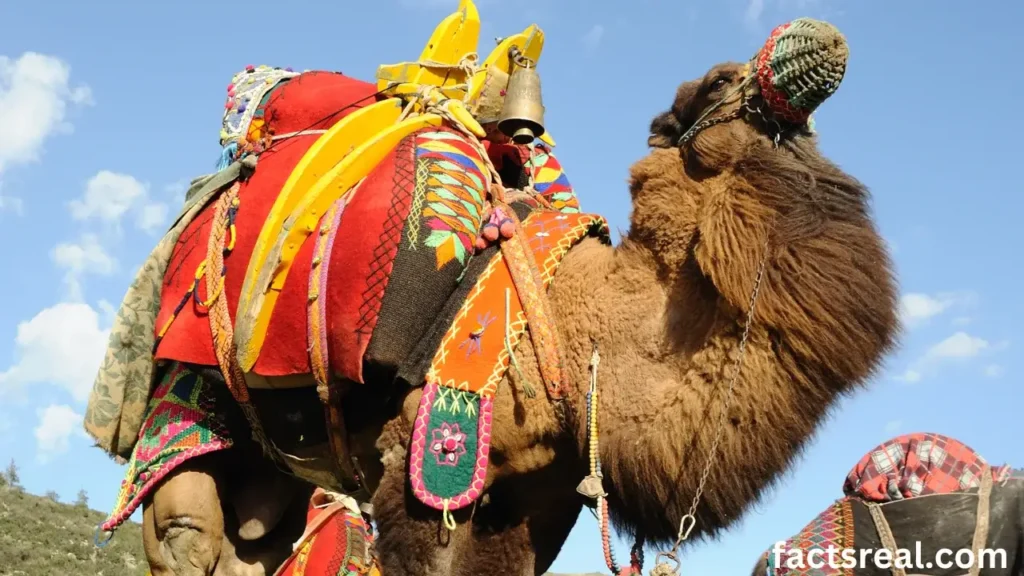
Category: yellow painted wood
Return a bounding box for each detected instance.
[235,98,404,363]
[236,113,444,371]
[375,0,480,100]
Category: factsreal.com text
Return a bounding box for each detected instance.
[770,541,1008,571]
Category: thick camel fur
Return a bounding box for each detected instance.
[142,61,899,575]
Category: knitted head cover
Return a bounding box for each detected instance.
[750,18,848,125]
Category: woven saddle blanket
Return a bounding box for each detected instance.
[153,68,586,384]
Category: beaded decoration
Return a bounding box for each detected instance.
[218,64,300,169]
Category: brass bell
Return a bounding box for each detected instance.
[498,58,546,144]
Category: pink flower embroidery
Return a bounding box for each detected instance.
[429,422,467,466]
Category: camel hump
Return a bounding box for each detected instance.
[843,432,1013,502]
[152,70,382,371]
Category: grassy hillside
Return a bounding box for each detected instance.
[0,484,147,576]
[0,475,599,576]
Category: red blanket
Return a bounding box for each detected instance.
[153,71,575,382]
[154,71,380,374]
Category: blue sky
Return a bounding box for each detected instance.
[0,0,1020,573]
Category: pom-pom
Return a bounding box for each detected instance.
[481,222,499,242]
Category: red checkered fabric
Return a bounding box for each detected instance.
[843,432,1012,502]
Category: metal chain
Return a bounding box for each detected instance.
[652,235,772,574]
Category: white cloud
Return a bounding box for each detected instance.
[923,332,988,361]
[581,25,605,53]
[895,369,921,383]
[897,331,996,384]
[0,302,110,403]
[164,179,190,200]
[52,233,117,300]
[900,293,953,326]
[67,170,170,234]
[69,170,145,223]
[0,52,91,180]
[34,404,84,461]
[0,193,24,215]
[898,291,976,329]
[983,364,1005,378]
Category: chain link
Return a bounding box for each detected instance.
[664,235,772,563]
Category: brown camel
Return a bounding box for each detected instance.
[94,19,898,576]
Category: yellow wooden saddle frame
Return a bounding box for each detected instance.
[234,0,553,374]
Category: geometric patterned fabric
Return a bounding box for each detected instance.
[100,362,232,532]
[761,498,856,576]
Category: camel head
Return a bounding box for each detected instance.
[621,22,898,388]
[557,19,900,547]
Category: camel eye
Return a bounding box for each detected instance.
[710,77,729,91]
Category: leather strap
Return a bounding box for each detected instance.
[496,202,567,399]
[967,466,992,576]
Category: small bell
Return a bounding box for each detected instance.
[497,55,546,144]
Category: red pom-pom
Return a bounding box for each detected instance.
[482,223,499,242]
[498,218,515,239]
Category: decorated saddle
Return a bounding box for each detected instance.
[759,433,1019,576]
[94,0,611,540]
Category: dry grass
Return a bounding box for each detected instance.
[0,485,146,576]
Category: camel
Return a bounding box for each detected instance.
[752,433,1023,576]
[84,12,898,576]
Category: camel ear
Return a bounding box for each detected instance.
[648,110,682,148]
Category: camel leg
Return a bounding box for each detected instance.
[143,457,226,576]
[212,491,308,576]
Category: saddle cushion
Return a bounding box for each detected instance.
[843,432,1012,502]
[155,71,380,371]
[155,73,582,384]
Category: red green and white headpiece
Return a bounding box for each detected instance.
[676,17,848,146]
[749,17,849,125]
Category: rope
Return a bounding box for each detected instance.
[442,499,457,531]
[675,77,753,147]
[866,466,993,576]
[865,503,906,576]
[586,345,616,572]
[152,185,240,353]
[380,53,480,104]
[203,186,280,464]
